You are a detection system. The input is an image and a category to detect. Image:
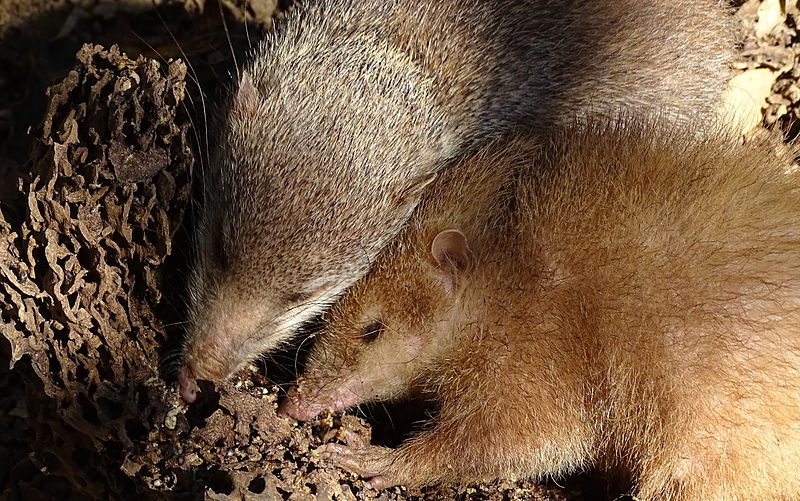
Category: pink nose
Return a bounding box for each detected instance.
[178,366,199,403]
[277,386,324,421]
[277,386,302,419]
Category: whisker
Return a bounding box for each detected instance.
[217,0,240,82]
[378,400,396,431]
[161,319,190,328]
[154,8,212,185]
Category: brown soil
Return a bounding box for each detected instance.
[0,1,793,500]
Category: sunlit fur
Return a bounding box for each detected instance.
[291,120,800,498]
[181,0,736,382]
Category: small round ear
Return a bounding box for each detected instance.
[430,229,475,294]
[394,172,437,208]
[232,71,259,116]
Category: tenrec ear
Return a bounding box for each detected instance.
[395,172,437,208]
[233,71,259,116]
[430,229,474,294]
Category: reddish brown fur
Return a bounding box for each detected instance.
[180,0,737,385]
[281,121,800,499]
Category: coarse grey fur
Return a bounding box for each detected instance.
[181,0,736,383]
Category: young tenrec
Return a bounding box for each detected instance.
[178,0,736,397]
[280,121,800,499]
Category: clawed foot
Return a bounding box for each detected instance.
[317,430,403,490]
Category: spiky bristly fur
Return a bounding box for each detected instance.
[182,0,736,384]
[283,121,800,499]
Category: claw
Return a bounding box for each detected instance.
[339,429,369,448]
[318,443,372,476]
[364,476,392,490]
[316,442,399,486]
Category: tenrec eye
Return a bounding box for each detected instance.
[361,321,385,342]
[284,290,311,305]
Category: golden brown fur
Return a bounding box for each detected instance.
[281,120,800,499]
[180,0,737,385]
